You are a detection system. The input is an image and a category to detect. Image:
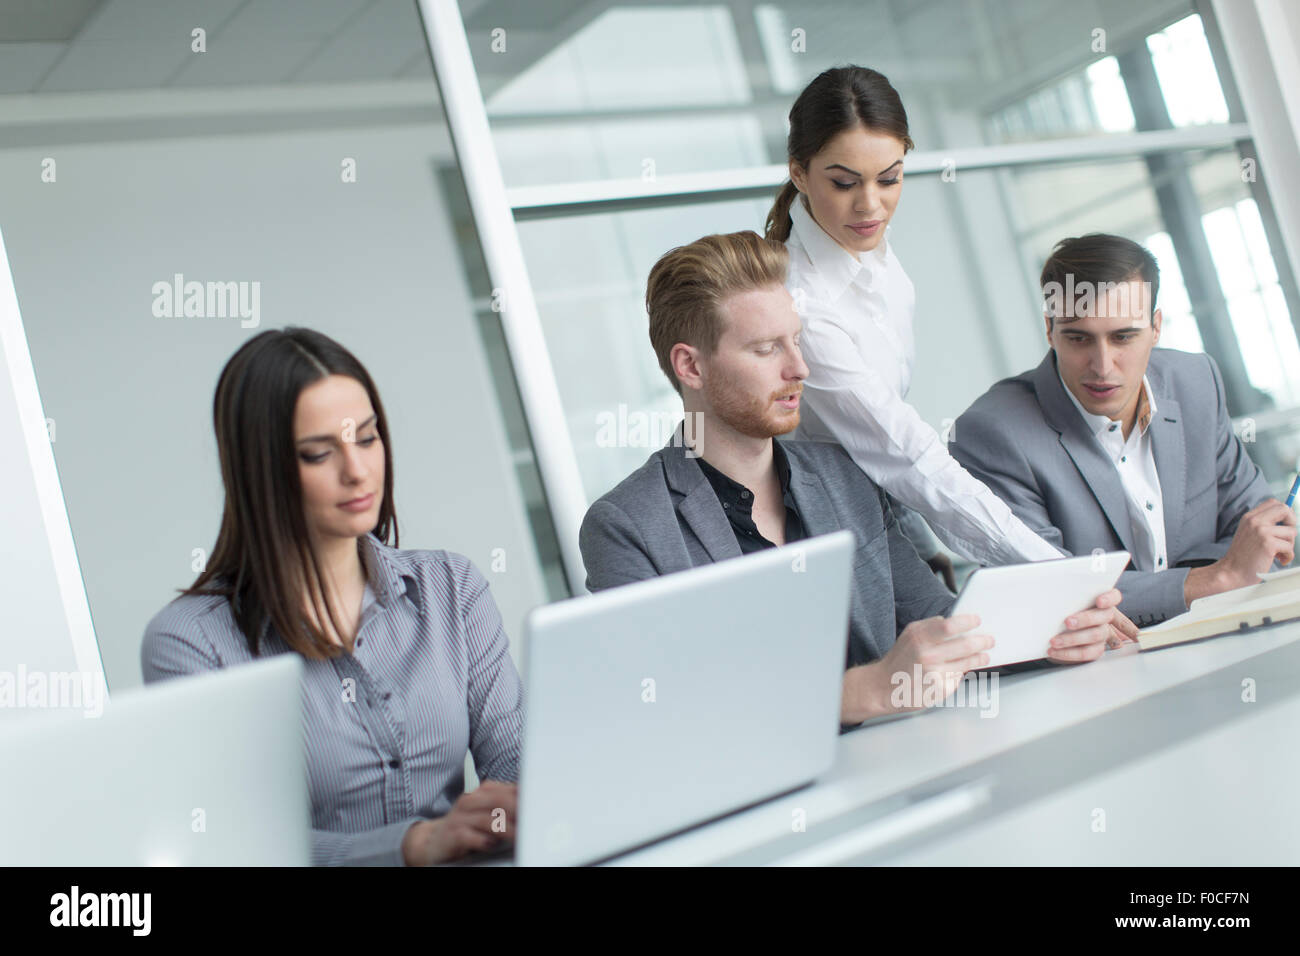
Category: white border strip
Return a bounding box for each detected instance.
[0,225,107,700]
[417,0,591,592]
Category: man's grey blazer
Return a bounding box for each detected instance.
[950,348,1273,626]
[578,425,955,667]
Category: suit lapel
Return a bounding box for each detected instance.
[785,447,837,539]
[677,486,743,562]
[661,421,742,563]
[1032,351,1138,557]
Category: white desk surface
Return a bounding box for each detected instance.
[608,622,1300,866]
[883,691,1300,866]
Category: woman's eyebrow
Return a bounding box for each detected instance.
[823,160,903,177]
[295,413,377,444]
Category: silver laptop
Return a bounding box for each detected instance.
[516,530,854,866]
[0,655,310,865]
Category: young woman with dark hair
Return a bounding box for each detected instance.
[142,327,521,866]
[767,65,1064,573]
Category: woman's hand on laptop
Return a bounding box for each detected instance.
[1047,588,1124,663]
[844,614,992,723]
[402,780,518,865]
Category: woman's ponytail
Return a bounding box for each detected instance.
[764,180,800,242]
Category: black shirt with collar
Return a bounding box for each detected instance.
[694,440,808,553]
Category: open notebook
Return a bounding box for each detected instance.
[1138,567,1300,650]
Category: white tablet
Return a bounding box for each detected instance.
[950,551,1130,667]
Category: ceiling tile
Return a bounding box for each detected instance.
[292,0,426,83]
[0,0,103,42]
[0,41,64,93]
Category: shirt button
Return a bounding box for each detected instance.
[388,758,400,769]
[1121,456,1127,463]
[1146,502,1154,511]
[1158,557,1165,566]
[356,637,364,647]
[741,490,751,499]
[1109,423,1118,432]
[723,503,730,510]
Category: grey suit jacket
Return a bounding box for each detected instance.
[950,348,1273,626]
[579,424,955,667]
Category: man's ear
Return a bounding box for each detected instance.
[1151,307,1162,345]
[1043,312,1054,348]
[670,342,704,392]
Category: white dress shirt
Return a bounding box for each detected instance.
[1058,369,1169,572]
[785,195,1063,566]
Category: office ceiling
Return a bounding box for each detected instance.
[0,0,1194,110]
[0,0,433,95]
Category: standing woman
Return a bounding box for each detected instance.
[765,65,1062,569]
[142,328,522,866]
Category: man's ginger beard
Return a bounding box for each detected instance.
[700,362,802,439]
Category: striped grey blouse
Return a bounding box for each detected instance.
[141,534,524,866]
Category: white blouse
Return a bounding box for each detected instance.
[784,196,1062,566]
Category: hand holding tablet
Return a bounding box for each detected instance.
[950,551,1131,668]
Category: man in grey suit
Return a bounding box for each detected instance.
[951,233,1295,628]
[580,231,1127,725]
